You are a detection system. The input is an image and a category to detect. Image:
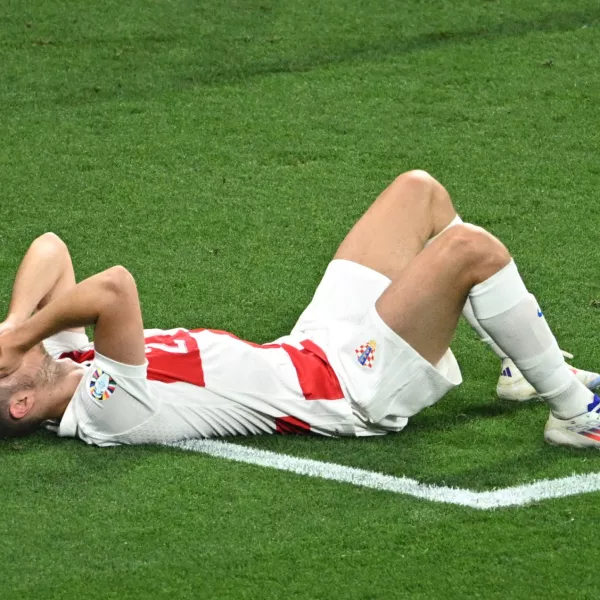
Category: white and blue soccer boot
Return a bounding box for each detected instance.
[497,352,600,402]
[545,395,600,448]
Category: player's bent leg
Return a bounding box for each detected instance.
[333,172,518,379]
[423,210,600,403]
[351,222,598,447]
[334,170,457,281]
[375,224,511,366]
[336,225,509,430]
[296,170,458,333]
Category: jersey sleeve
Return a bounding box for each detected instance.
[42,331,90,358]
[58,353,157,446]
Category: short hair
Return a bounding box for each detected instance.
[0,375,42,439]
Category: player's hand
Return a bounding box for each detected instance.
[0,330,25,378]
[0,317,19,337]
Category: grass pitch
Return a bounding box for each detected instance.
[2,0,600,598]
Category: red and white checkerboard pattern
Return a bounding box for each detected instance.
[355,341,376,369]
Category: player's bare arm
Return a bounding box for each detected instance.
[0,266,146,377]
[0,233,83,336]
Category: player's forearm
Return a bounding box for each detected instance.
[10,267,124,353]
[5,233,73,323]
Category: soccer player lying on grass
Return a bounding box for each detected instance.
[0,170,599,447]
[6,232,596,407]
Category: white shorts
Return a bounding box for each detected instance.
[291,259,462,435]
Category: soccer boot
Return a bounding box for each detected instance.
[544,395,600,448]
[497,352,600,402]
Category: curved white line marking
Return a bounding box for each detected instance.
[169,439,600,510]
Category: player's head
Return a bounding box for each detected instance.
[0,344,61,438]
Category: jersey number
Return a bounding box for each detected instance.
[145,339,188,354]
[144,330,205,387]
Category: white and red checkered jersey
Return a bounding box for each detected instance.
[51,328,356,446]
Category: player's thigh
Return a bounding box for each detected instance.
[374,224,509,366]
[334,171,456,281]
[374,235,471,366]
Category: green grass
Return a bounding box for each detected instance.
[2,0,600,597]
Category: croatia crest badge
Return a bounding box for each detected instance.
[89,368,117,401]
[355,339,377,369]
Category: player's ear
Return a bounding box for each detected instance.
[9,391,35,420]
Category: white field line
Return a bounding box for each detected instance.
[169,439,600,510]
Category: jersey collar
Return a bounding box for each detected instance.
[57,399,78,438]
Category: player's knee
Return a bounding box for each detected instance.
[37,232,64,245]
[442,224,510,279]
[394,170,447,209]
[394,169,437,190]
[102,265,136,296]
[392,170,432,204]
[438,224,476,260]
[35,232,68,255]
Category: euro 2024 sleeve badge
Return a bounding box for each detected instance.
[89,368,117,401]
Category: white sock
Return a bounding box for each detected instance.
[469,260,593,419]
[462,298,508,359]
[427,215,507,360]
